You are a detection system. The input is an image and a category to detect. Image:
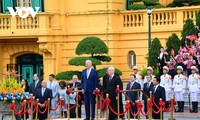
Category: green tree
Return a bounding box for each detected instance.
[143,0,159,6]
[148,37,162,69]
[166,33,181,59]
[196,10,200,34]
[181,19,197,45]
[56,37,122,80]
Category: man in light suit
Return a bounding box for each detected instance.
[35,81,52,120]
[81,60,98,120]
[29,74,42,96]
[47,74,59,119]
[126,74,141,118]
[152,76,166,119]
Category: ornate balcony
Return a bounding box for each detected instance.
[0,13,53,37]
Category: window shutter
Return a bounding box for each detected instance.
[2,0,13,13]
[32,0,43,12]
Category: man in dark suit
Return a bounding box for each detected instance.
[142,74,154,119]
[152,76,166,119]
[29,74,42,96]
[102,66,123,120]
[126,74,141,118]
[157,47,167,75]
[81,60,98,120]
[35,81,52,120]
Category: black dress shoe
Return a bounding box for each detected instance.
[91,118,95,120]
[84,118,90,120]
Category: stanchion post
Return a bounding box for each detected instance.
[169,97,175,120]
[76,89,79,119]
[47,98,50,120]
[127,100,130,120]
[117,85,120,120]
[23,100,26,120]
[160,98,163,120]
[12,100,15,120]
[100,93,102,118]
[106,94,109,120]
[30,95,33,120]
[59,97,62,118]
[137,100,140,120]
[68,86,70,120]
[36,99,39,120]
[95,88,98,120]
[149,91,152,120]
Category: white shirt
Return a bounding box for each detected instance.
[42,88,46,96]
[87,68,92,79]
[160,53,163,60]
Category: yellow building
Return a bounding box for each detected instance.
[0,0,199,83]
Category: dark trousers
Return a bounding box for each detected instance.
[152,104,163,119]
[68,104,76,118]
[108,96,117,120]
[119,94,124,118]
[144,100,148,119]
[187,69,192,76]
[84,91,95,119]
[78,103,82,118]
[38,106,48,120]
[130,103,138,118]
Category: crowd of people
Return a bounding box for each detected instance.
[17,54,200,120]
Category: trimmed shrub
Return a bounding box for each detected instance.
[128,4,147,10]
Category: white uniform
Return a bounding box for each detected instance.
[160,74,172,101]
[47,81,59,119]
[173,74,186,101]
[188,73,199,102]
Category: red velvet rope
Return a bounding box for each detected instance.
[108,104,128,116]
[38,105,48,114]
[115,88,120,94]
[62,104,77,110]
[93,89,99,95]
[130,107,140,116]
[50,103,60,111]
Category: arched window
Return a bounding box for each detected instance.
[128,51,136,69]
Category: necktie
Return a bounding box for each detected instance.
[87,69,90,79]
[130,83,133,89]
[109,76,112,83]
[42,88,45,97]
[35,81,37,88]
[146,83,149,89]
[153,87,156,93]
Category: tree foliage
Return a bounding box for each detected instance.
[148,37,162,69]
[166,33,181,59]
[97,68,122,78]
[56,36,122,81]
[55,71,82,80]
[68,57,101,66]
[76,37,108,55]
[181,19,197,45]
[196,10,200,34]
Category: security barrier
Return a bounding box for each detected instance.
[9,85,176,120]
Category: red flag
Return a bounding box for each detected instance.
[171,49,175,56]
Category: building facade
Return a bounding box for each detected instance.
[0,0,199,82]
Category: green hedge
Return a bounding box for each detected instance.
[166,3,184,7]
[151,4,166,9]
[97,68,122,78]
[128,4,147,10]
[129,0,142,2]
[55,71,82,80]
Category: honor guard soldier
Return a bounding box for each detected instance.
[173,66,187,112]
[144,66,154,86]
[188,66,199,113]
[133,66,143,88]
[160,66,172,108]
